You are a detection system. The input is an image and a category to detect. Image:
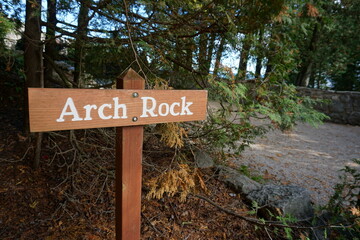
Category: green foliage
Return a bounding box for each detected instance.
[328,159,360,213]
[323,159,360,239]
[256,84,329,130]
[0,14,24,108]
[198,71,268,154]
[237,165,264,183]
[287,0,360,89]
[0,0,331,157]
[275,214,298,240]
[332,62,360,91]
[0,13,14,41]
[193,65,328,155]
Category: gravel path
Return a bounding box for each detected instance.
[233,122,360,206]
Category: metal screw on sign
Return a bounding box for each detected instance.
[132,116,138,122]
[132,92,139,98]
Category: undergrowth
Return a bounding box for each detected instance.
[323,158,360,239]
[146,66,329,205]
[238,165,265,183]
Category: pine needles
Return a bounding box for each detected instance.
[146,164,207,202]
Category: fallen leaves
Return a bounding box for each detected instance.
[268,155,280,162]
[350,207,360,217]
[263,170,276,180]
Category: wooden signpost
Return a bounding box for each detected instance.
[28,69,207,239]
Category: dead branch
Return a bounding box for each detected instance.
[141,212,164,237]
[0,146,33,163]
[43,53,75,88]
[33,132,43,169]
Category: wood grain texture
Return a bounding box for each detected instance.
[116,69,144,240]
[28,88,207,132]
[116,126,143,240]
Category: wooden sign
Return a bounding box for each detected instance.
[28,88,207,132]
[28,69,208,240]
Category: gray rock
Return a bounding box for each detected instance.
[348,112,360,125]
[339,94,351,103]
[329,100,344,113]
[217,166,261,195]
[247,184,314,220]
[328,113,344,123]
[297,87,360,126]
[352,94,360,108]
[194,150,214,168]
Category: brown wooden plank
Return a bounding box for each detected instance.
[116,126,143,240]
[116,69,144,240]
[28,88,207,132]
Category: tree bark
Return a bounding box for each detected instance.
[198,33,207,72]
[73,0,91,87]
[236,34,251,82]
[255,29,264,79]
[44,0,57,87]
[173,37,180,73]
[213,35,225,77]
[185,38,194,69]
[204,32,216,74]
[24,0,43,88]
[296,22,320,87]
[24,0,43,169]
[297,61,314,87]
[263,29,276,80]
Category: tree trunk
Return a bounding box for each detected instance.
[198,33,207,72]
[213,35,225,77]
[236,34,251,82]
[205,32,216,74]
[296,22,320,87]
[24,0,43,169]
[264,29,276,78]
[24,0,43,88]
[185,38,193,70]
[255,29,264,79]
[73,0,91,87]
[44,0,57,87]
[173,38,180,73]
[297,61,314,87]
[192,33,213,88]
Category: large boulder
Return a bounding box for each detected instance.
[217,166,261,195]
[247,184,314,220]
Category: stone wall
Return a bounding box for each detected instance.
[297,87,360,125]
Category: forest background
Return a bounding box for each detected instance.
[0,0,359,239]
[2,0,360,156]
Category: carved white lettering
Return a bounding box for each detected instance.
[170,102,180,116]
[113,97,128,119]
[56,97,83,122]
[56,96,194,123]
[98,104,112,120]
[140,97,158,117]
[158,103,170,116]
[83,104,97,120]
[180,97,193,115]
[140,96,193,118]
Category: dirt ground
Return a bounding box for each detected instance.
[0,111,281,239]
[235,122,360,206]
[1,106,358,238]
